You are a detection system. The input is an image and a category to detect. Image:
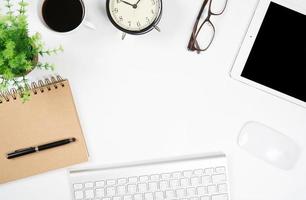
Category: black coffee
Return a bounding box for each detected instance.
[42,0,84,32]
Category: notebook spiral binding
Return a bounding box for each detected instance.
[0,75,65,104]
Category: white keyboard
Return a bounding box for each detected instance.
[69,153,230,200]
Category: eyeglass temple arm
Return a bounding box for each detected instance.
[196,0,209,20]
[187,24,200,50]
[187,0,209,52]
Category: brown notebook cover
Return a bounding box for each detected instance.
[0,76,88,184]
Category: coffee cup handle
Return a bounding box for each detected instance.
[83,19,96,30]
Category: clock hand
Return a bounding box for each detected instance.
[120,0,134,7]
[132,0,141,9]
[135,0,141,6]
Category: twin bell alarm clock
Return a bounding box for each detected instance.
[106,0,162,39]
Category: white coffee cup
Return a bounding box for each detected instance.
[38,0,96,33]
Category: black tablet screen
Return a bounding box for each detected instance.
[241,2,306,102]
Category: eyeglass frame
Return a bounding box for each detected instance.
[187,0,228,53]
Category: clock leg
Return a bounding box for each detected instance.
[122,33,126,40]
[154,26,161,32]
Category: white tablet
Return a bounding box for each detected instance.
[230,0,306,108]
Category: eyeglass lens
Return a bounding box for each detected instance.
[210,0,227,15]
[195,20,215,51]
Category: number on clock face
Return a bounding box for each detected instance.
[109,0,161,32]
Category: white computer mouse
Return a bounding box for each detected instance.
[238,121,301,170]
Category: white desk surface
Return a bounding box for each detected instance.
[1,0,306,199]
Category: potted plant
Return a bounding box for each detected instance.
[0,0,63,102]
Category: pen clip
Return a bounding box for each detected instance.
[12,147,34,153]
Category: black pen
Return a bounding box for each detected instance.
[6,138,76,159]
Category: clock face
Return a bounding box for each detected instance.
[107,0,162,34]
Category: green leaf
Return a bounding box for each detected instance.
[18,1,29,7]
[24,61,32,71]
[0,80,8,91]
[0,56,4,66]
[2,69,14,79]
[21,89,30,103]
[3,41,15,59]
[9,53,25,68]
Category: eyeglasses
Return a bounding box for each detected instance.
[187,0,227,53]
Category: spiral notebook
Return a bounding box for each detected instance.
[0,76,88,184]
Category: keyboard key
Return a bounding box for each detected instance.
[123,195,133,200]
[106,187,116,196]
[75,191,84,200]
[113,196,121,200]
[212,174,226,184]
[102,198,111,200]
[218,184,228,193]
[186,187,196,196]
[118,178,127,185]
[180,178,190,187]
[138,183,148,193]
[172,172,181,179]
[215,167,226,174]
[107,179,116,186]
[161,173,171,179]
[200,196,210,200]
[139,176,149,182]
[165,190,176,199]
[85,190,94,199]
[197,186,208,196]
[117,185,126,195]
[170,179,180,189]
[74,183,83,190]
[159,181,169,190]
[96,181,105,187]
[144,192,154,200]
[148,182,158,192]
[85,182,94,188]
[96,188,105,197]
[204,168,213,175]
[207,185,217,194]
[194,169,204,176]
[127,184,137,194]
[155,191,164,200]
[202,176,212,186]
[190,197,200,200]
[129,177,138,183]
[134,193,143,200]
[150,174,159,181]
[183,170,193,177]
[211,194,228,200]
[176,188,186,198]
[190,177,201,186]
